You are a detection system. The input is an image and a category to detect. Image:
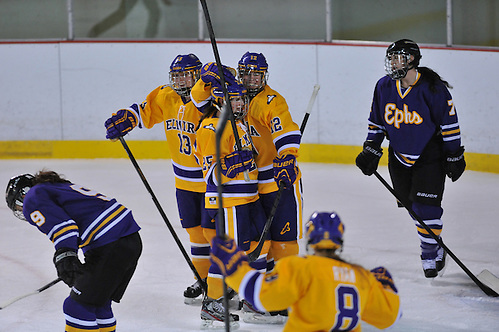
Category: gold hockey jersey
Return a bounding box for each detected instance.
[226,255,401,331]
[137,85,205,192]
[245,84,302,194]
[194,116,259,209]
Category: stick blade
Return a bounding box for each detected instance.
[476,269,499,297]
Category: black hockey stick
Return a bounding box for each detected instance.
[248,84,320,262]
[0,277,62,310]
[199,0,249,184]
[118,137,207,294]
[373,170,499,297]
[199,1,237,328]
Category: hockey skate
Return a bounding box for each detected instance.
[240,299,287,325]
[200,297,239,330]
[421,257,437,278]
[436,246,447,273]
[184,278,206,305]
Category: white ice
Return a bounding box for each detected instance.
[1,159,498,331]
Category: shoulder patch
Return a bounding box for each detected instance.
[203,123,216,132]
[267,95,277,104]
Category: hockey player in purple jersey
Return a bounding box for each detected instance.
[356,39,466,278]
[6,170,142,331]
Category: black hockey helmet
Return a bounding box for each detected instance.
[384,39,422,79]
[5,173,34,221]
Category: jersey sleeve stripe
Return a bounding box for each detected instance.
[47,219,77,239]
[79,205,127,248]
[50,225,79,243]
[273,131,301,155]
[239,269,266,312]
[52,231,79,247]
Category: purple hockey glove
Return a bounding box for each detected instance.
[273,154,298,189]
[105,109,138,140]
[445,146,466,182]
[220,150,254,179]
[210,236,248,277]
[370,266,398,293]
[200,62,237,88]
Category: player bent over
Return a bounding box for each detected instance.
[104,53,211,303]
[211,211,402,331]
[6,170,142,331]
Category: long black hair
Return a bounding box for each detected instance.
[417,66,453,92]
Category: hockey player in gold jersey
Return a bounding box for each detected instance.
[104,54,210,303]
[237,52,303,267]
[191,66,271,326]
[211,211,402,331]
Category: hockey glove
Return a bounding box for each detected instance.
[355,141,383,176]
[273,154,298,189]
[370,266,398,293]
[105,109,138,140]
[445,146,466,182]
[210,236,248,277]
[53,248,82,287]
[200,62,237,88]
[220,150,254,179]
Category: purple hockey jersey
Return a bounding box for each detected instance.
[366,73,462,167]
[23,182,140,253]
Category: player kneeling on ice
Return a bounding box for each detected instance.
[6,170,142,332]
[210,211,402,332]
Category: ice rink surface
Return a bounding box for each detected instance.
[1,159,498,331]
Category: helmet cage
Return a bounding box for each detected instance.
[384,51,413,80]
[211,83,249,120]
[384,39,421,80]
[169,69,200,97]
[5,174,34,221]
[238,67,268,98]
[238,52,269,98]
[169,54,202,97]
[229,93,249,120]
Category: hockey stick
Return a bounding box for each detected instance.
[0,277,62,310]
[373,170,499,297]
[248,84,320,262]
[199,2,236,328]
[199,0,249,183]
[118,137,207,294]
[300,84,320,133]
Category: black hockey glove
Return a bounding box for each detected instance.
[355,141,383,176]
[53,248,82,287]
[445,146,466,182]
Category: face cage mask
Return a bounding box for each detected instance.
[230,95,249,121]
[238,69,268,98]
[12,187,29,221]
[169,70,199,98]
[384,53,413,80]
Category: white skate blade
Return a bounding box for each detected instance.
[200,319,240,330]
[184,297,203,306]
[437,259,448,277]
[241,312,287,325]
[476,269,499,296]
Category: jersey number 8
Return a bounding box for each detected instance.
[331,285,360,331]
